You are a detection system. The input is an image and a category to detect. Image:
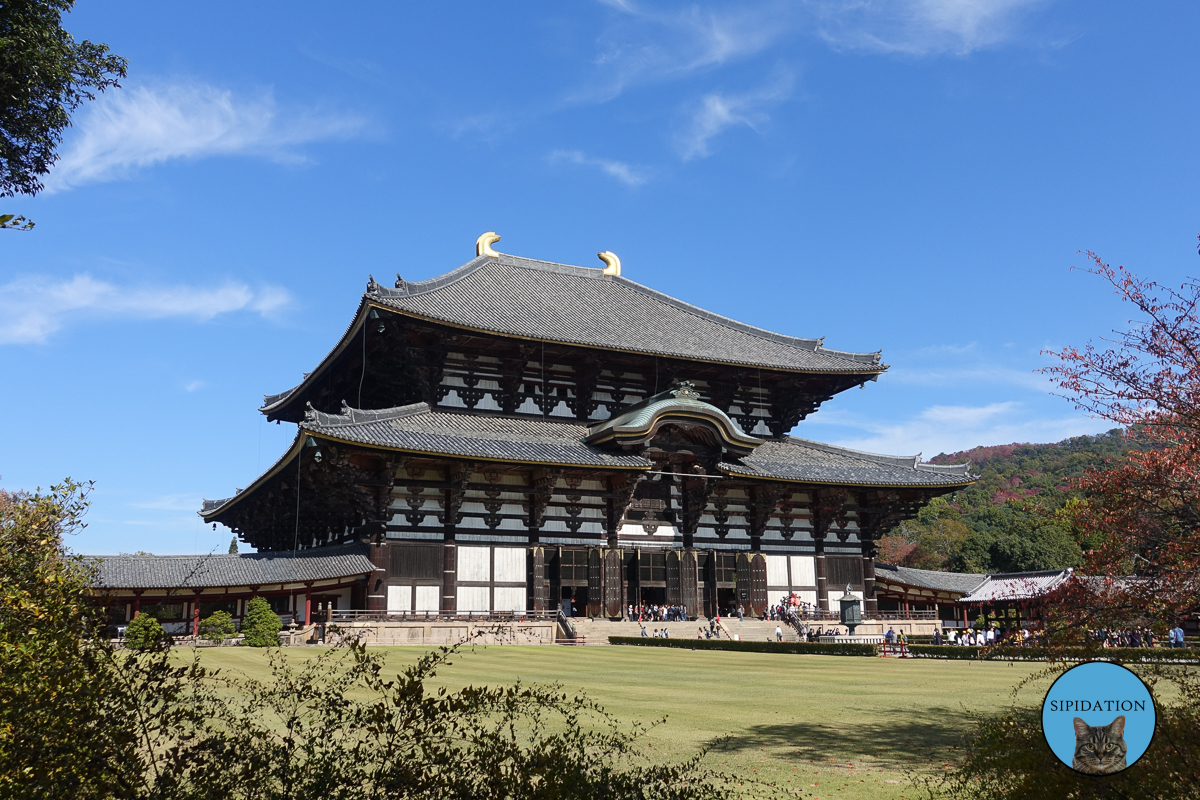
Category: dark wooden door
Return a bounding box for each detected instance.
[665,550,681,605]
[603,549,624,619]
[587,548,603,618]
[680,550,698,618]
[528,546,546,612]
[735,553,751,613]
[749,553,768,617]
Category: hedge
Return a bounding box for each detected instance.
[908,644,1200,663]
[609,636,878,657]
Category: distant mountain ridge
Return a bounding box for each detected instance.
[878,429,1145,574]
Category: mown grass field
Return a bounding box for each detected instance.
[195,645,1049,800]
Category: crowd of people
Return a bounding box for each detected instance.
[628,604,689,622]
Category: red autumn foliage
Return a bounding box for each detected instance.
[1040,246,1200,629]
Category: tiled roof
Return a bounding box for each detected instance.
[873,563,987,595]
[720,437,975,487]
[372,254,885,373]
[958,569,1073,603]
[87,543,375,590]
[305,402,655,468]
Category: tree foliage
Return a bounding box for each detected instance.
[199,610,236,642]
[0,0,126,198]
[1038,248,1200,629]
[241,596,282,647]
[0,481,137,799]
[125,612,166,650]
[0,483,738,799]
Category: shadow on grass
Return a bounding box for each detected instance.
[705,705,981,770]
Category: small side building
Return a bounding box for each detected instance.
[88,543,376,635]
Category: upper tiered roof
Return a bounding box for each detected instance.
[261,251,885,417]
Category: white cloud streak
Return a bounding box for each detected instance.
[0,274,292,344]
[47,81,367,191]
[547,150,650,186]
[675,71,793,160]
[800,401,1107,458]
[585,1,794,102]
[808,0,1047,56]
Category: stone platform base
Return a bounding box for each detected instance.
[819,634,886,645]
[327,620,557,646]
[819,619,943,637]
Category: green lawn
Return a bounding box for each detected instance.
[195,645,1048,800]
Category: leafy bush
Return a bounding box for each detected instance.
[124,612,165,650]
[240,596,281,647]
[907,644,1200,663]
[611,636,878,657]
[198,610,235,642]
[934,664,1200,799]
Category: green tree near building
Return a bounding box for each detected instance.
[241,596,282,647]
[198,610,236,643]
[227,536,238,554]
[123,612,164,650]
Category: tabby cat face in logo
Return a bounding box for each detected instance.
[1072,715,1127,775]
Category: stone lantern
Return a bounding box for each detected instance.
[838,585,862,636]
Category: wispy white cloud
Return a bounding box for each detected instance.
[0,274,292,344]
[888,364,1053,392]
[548,149,650,186]
[184,380,206,393]
[800,401,1105,458]
[808,0,1047,56]
[47,81,367,191]
[130,494,203,512]
[584,1,794,102]
[675,71,793,160]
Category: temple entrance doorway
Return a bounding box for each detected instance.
[638,586,667,607]
[561,586,588,617]
[717,587,736,616]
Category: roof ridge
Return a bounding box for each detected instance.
[303,401,431,428]
[785,436,921,468]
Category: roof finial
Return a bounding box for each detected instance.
[476,231,501,257]
[598,250,621,276]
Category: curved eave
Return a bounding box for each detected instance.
[201,433,307,520]
[587,409,763,452]
[260,298,372,419]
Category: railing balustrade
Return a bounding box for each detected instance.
[329,609,558,623]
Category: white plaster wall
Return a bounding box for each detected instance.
[790,556,815,586]
[457,586,490,611]
[493,547,526,583]
[795,590,818,607]
[765,555,789,587]
[415,586,440,611]
[493,587,526,612]
[458,546,491,582]
[387,584,411,612]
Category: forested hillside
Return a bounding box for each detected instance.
[878,429,1144,575]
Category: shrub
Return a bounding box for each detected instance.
[610,636,878,657]
[198,610,236,642]
[241,596,281,647]
[124,611,165,650]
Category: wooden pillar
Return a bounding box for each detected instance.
[442,541,457,613]
[962,605,969,626]
[603,549,623,619]
[529,546,548,612]
[366,526,388,613]
[132,592,142,618]
[814,535,829,613]
[860,539,878,617]
[680,549,699,619]
[304,584,312,625]
[192,592,202,637]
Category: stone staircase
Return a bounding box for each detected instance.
[566,617,800,645]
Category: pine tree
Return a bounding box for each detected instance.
[124,613,164,650]
[227,536,238,555]
[240,596,281,647]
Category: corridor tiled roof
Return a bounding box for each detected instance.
[87,542,375,589]
[958,569,1073,603]
[873,563,987,595]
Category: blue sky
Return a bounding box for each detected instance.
[4,1,1199,554]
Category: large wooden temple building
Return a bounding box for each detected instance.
[198,235,974,621]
